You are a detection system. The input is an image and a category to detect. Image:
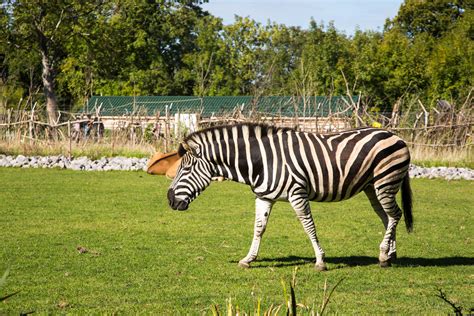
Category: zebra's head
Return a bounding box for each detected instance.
[167,139,215,211]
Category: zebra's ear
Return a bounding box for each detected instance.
[178,140,201,157]
[178,143,188,157]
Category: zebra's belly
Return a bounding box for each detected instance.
[253,181,367,203]
[308,178,370,202]
[309,188,365,202]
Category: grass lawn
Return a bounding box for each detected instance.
[0,168,472,314]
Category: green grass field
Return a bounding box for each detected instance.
[0,168,472,314]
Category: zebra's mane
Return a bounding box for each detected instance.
[178,123,294,156]
[185,123,294,142]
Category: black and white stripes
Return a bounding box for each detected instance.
[168,123,413,269]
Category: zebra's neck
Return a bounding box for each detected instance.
[194,124,278,186]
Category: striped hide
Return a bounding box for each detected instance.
[167,123,413,270]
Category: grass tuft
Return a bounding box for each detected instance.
[0,140,155,159]
[210,268,344,315]
[410,145,473,169]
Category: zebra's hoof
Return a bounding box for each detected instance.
[379,260,392,268]
[315,263,327,271]
[238,261,250,269]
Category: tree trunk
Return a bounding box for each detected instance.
[41,50,59,125]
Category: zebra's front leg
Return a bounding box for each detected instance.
[238,198,274,268]
[290,195,327,271]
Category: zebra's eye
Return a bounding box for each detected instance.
[181,165,191,172]
[181,155,194,169]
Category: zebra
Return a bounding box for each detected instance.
[167,123,413,270]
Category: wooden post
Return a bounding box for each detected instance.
[28,103,37,144]
[196,113,201,131]
[418,100,429,129]
[165,105,170,152]
[28,116,34,145]
[176,109,181,141]
[7,108,11,143]
[390,99,401,128]
[67,120,72,159]
[354,98,359,128]
[279,109,283,128]
[154,111,161,145]
[112,121,115,156]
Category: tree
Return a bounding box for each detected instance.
[426,9,474,101]
[0,1,9,85]
[220,16,269,95]
[179,14,225,96]
[1,0,472,115]
[295,21,352,96]
[92,0,209,97]
[5,0,106,123]
[4,0,209,114]
[388,0,467,38]
[350,30,385,107]
[261,23,305,95]
[382,0,473,106]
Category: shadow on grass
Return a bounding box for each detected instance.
[239,255,474,268]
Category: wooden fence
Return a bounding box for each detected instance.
[0,96,472,157]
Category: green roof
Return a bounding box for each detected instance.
[84,96,357,118]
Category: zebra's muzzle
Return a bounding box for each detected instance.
[167,188,189,211]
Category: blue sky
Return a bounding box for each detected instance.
[202,0,404,35]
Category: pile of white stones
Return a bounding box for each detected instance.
[0,155,148,171]
[0,154,473,180]
[408,164,473,180]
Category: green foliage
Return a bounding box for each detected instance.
[0,0,472,111]
[389,0,466,38]
[0,84,25,109]
[210,268,345,315]
[0,169,472,314]
[425,9,474,101]
[297,21,352,96]
[382,0,473,104]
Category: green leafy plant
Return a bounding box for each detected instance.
[211,268,344,315]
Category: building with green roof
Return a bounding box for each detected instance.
[84,95,357,118]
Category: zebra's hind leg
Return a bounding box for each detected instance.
[238,198,274,268]
[366,184,402,267]
[289,195,326,271]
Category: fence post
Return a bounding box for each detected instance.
[418,100,430,129]
[112,121,115,156]
[7,108,12,143]
[176,110,181,141]
[165,105,170,152]
[29,115,34,145]
[67,120,72,159]
[196,113,201,131]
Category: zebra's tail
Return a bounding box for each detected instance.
[401,174,413,233]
